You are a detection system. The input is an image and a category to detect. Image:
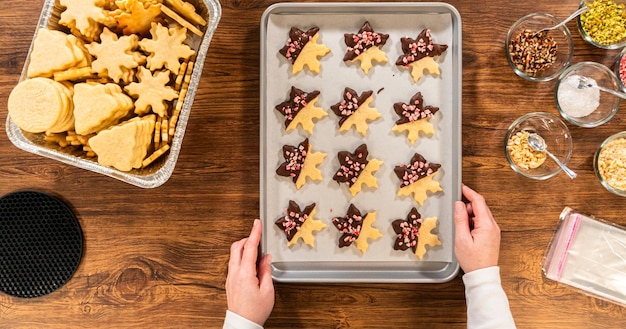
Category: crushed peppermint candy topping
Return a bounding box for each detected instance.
[275,200,315,242]
[333,144,370,187]
[332,204,366,248]
[394,91,440,125]
[394,153,441,187]
[343,21,389,61]
[396,29,448,67]
[276,138,309,183]
[279,26,320,63]
[275,86,320,128]
[330,87,373,127]
[392,207,423,252]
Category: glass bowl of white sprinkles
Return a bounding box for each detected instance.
[555,61,621,128]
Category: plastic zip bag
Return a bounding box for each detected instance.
[542,207,626,307]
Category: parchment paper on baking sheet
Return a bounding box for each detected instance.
[261,6,460,273]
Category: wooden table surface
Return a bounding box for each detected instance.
[1,0,626,328]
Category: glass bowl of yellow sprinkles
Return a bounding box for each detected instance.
[578,0,626,49]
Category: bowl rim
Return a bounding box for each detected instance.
[577,0,626,50]
[504,111,573,180]
[505,12,574,82]
[614,47,626,91]
[593,131,626,197]
[555,61,621,128]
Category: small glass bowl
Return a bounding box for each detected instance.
[578,0,626,49]
[555,61,620,127]
[614,47,626,91]
[505,112,573,180]
[505,12,574,82]
[594,131,626,197]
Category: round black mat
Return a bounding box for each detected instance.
[0,191,83,298]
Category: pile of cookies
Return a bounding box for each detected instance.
[7,0,208,172]
[273,22,448,259]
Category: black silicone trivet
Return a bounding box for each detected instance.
[0,191,83,298]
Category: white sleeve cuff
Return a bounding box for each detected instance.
[223,310,264,329]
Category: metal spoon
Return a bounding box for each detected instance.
[527,133,577,179]
[576,76,626,99]
[533,6,589,37]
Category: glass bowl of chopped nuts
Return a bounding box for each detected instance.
[505,112,573,180]
[594,131,626,196]
[506,12,574,82]
[555,61,621,127]
[578,0,626,49]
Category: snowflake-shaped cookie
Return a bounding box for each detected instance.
[276,138,326,190]
[124,66,178,117]
[394,153,442,205]
[111,0,163,35]
[86,27,146,83]
[275,201,326,247]
[279,26,330,74]
[343,21,389,74]
[332,204,382,254]
[333,144,383,196]
[59,0,116,41]
[392,207,441,260]
[275,86,327,134]
[396,29,448,83]
[139,22,195,73]
[330,87,381,136]
[392,91,440,144]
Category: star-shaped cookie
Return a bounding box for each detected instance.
[392,207,441,260]
[279,26,330,74]
[275,201,326,247]
[396,29,448,83]
[124,66,179,117]
[86,27,146,83]
[59,0,116,41]
[332,204,382,254]
[333,144,383,196]
[330,87,381,137]
[275,86,327,134]
[139,22,195,73]
[392,91,440,144]
[394,153,442,205]
[343,21,389,74]
[111,0,163,35]
[276,138,326,190]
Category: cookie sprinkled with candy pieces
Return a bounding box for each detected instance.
[275,86,327,134]
[396,29,448,82]
[332,204,382,254]
[279,26,330,74]
[392,207,441,260]
[343,21,389,74]
[330,87,381,136]
[275,200,326,247]
[392,91,440,144]
[276,138,326,190]
[394,153,443,205]
[333,144,383,196]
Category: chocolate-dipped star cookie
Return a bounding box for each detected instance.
[332,203,382,254]
[276,138,326,189]
[275,200,326,247]
[392,207,441,260]
[275,86,327,134]
[396,29,448,82]
[333,144,383,196]
[279,26,330,74]
[392,91,440,144]
[394,153,442,205]
[343,21,389,74]
[330,87,381,136]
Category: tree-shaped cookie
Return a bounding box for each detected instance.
[125,66,178,117]
[275,86,327,134]
[86,27,146,83]
[396,29,448,83]
[392,91,440,144]
[330,87,381,137]
[392,207,441,260]
[394,153,442,205]
[333,144,383,196]
[332,204,382,254]
[279,26,330,75]
[139,22,195,73]
[276,138,326,190]
[275,201,326,247]
[343,21,389,74]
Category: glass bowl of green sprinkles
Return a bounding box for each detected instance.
[578,0,626,49]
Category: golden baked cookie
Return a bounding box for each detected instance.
[392,91,440,144]
[276,138,326,190]
[124,66,178,117]
[343,21,389,74]
[395,153,442,205]
[275,86,327,134]
[279,26,330,74]
[275,201,326,247]
[396,29,448,83]
[331,87,381,137]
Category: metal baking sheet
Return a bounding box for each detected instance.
[5,0,221,188]
[260,2,461,283]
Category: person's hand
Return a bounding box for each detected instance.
[454,185,501,274]
[226,219,274,326]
